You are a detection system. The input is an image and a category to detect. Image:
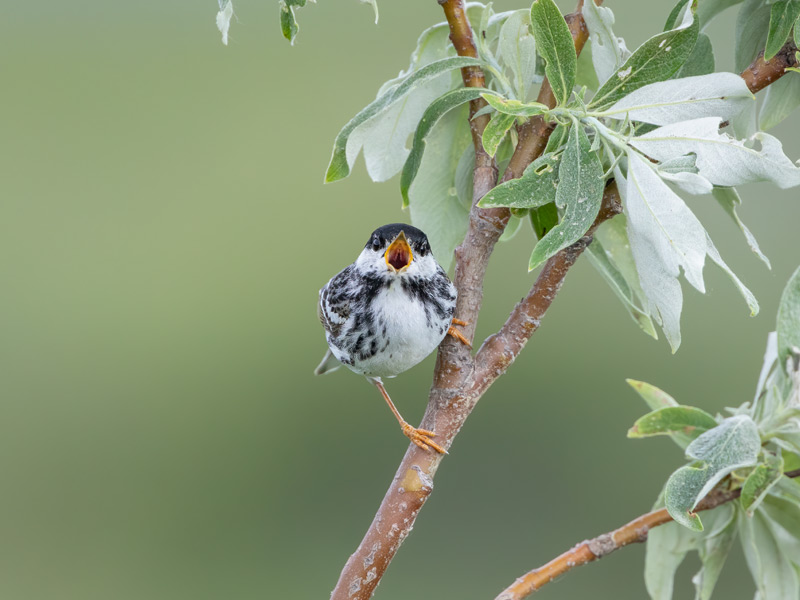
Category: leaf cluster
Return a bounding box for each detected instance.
[630,267,800,599]
[318,0,800,349]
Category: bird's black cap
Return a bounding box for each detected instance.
[366,223,430,255]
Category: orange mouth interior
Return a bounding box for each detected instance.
[385,233,413,271]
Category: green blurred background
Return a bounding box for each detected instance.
[2,1,799,598]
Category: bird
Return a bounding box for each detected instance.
[315,223,469,454]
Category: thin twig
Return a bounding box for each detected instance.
[328,2,597,597]
[496,470,800,600]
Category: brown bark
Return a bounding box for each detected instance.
[741,38,799,94]
[496,470,800,599]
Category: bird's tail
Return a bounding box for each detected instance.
[314,349,341,376]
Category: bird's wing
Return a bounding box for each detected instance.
[318,268,352,337]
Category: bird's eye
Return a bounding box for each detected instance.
[372,236,381,249]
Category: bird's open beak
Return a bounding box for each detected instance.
[385,231,413,272]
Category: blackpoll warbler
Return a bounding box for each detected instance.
[316,223,468,453]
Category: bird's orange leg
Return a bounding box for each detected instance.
[371,379,447,454]
[448,318,471,348]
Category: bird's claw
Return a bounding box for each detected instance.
[448,318,471,348]
[401,422,447,454]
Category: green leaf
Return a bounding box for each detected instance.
[697,0,744,26]
[735,0,772,72]
[216,0,234,46]
[326,56,482,183]
[499,214,524,242]
[709,238,760,324]
[596,72,753,126]
[467,3,504,57]
[482,113,517,158]
[360,0,379,25]
[761,494,800,568]
[676,32,715,78]
[663,0,687,30]
[796,15,800,47]
[401,86,489,205]
[693,504,738,600]
[763,485,800,534]
[784,449,800,472]
[279,0,305,44]
[481,93,548,117]
[404,21,453,73]
[530,0,577,105]
[665,415,761,530]
[628,379,680,410]
[478,153,560,209]
[739,509,800,599]
[657,153,698,174]
[586,238,657,338]
[589,1,699,110]
[777,266,800,370]
[759,72,800,131]
[575,41,600,91]
[753,333,779,416]
[628,406,718,439]
[582,0,628,85]
[528,125,604,270]
[766,0,800,60]
[645,517,704,600]
[498,9,539,100]
[529,203,558,239]
[771,474,800,504]
[712,187,771,269]
[741,452,784,514]
[454,144,475,210]
[630,118,800,189]
[280,0,379,44]
[589,217,657,338]
[544,123,569,154]
[407,105,472,272]
[622,151,758,352]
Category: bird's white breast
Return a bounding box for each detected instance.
[351,279,449,378]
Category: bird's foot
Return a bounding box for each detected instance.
[448,318,471,348]
[400,422,447,454]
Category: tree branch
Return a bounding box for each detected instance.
[741,37,799,94]
[495,470,800,600]
[328,3,603,598]
[329,184,619,600]
[440,0,503,360]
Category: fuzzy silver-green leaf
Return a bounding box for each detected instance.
[530,0,576,105]
[528,125,603,270]
[665,415,760,530]
[590,1,699,110]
